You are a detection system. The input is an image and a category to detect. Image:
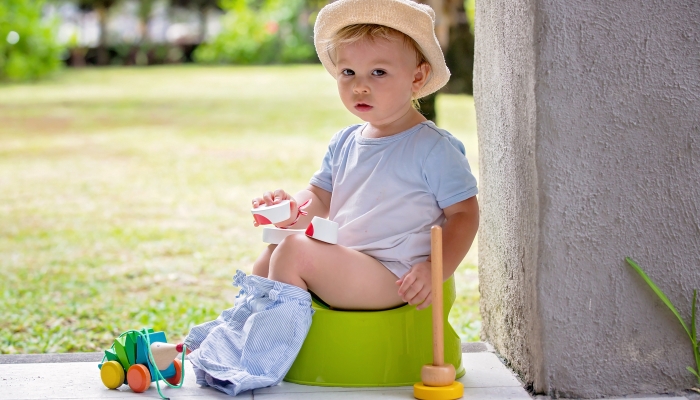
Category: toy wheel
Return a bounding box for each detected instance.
[100,361,125,389]
[127,364,151,393]
[166,359,182,385]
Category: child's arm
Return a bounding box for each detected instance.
[252,185,331,229]
[396,195,479,310]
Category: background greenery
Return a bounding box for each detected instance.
[194,0,318,65]
[0,65,480,354]
[0,0,65,81]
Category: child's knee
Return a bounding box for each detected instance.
[273,234,306,258]
[270,235,315,271]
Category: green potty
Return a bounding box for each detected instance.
[285,275,465,386]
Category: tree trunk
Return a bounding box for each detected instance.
[96,5,109,66]
[198,6,208,43]
[417,0,452,122]
[443,2,474,95]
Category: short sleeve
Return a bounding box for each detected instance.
[309,132,340,193]
[423,136,478,209]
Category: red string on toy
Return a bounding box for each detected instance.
[279,199,312,229]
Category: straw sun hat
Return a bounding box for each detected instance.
[314,0,450,99]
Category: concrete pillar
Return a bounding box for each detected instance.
[475,0,700,397]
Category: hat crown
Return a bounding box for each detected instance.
[414,2,436,24]
[313,0,450,99]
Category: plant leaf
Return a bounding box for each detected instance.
[692,289,697,343]
[693,289,700,386]
[687,366,700,379]
[625,257,691,340]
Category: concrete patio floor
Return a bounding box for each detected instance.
[0,345,693,400]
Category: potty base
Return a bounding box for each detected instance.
[284,276,465,387]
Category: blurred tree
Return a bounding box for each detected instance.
[0,0,64,81]
[75,0,119,65]
[169,0,220,44]
[465,0,475,34]
[194,0,319,65]
[417,0,474,121]
[443,0,474,95]
[137,0,156,45]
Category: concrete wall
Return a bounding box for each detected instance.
[475,0,700,397]
[473,0,543,390]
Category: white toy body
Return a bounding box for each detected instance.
[305,216,339,245]
[262,227,305,244]
[251,200,291,225]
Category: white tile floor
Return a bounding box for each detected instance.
[0,352,530,400]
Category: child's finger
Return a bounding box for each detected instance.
[402,281,424,303]
[273,189,286,203]
[416,293,432,310]
[397,274,416,296]
[409,286,430,307]
[262,191,275,205]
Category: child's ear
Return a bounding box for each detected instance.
[412,62,431,93]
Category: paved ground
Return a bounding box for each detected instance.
[1,348,693,400]
[1,350,528,400]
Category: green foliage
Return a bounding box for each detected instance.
[626,257,700,385]
[465,0,475,34]
[0,0,64,82]
[194,0,316,65]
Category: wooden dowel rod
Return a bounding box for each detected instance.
[431,225,444,366]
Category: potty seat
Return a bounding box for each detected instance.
[284,275,465,386]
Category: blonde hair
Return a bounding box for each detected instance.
[326,24,430,109]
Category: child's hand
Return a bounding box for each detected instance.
[251,189,297,227]
[396,261,432,310]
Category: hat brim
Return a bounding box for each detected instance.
[313,0,450,99]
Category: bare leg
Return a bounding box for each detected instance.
[252,244,276,277]
[268,235,404,310]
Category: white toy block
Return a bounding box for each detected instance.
[305,216,338,245]
[251,200,291,225]
[262,227,305,244]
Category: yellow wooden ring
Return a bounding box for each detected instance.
[413,381,464,400]
[100,360,125,389]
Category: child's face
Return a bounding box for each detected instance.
[334,35,428,126]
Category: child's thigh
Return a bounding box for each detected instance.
[274,235,404,310]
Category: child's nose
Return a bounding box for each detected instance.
[353,84,370,94]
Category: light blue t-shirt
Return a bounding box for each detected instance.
[309,121,478,278]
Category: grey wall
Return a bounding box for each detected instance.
[473,0,543,390]
[475,0,700,397]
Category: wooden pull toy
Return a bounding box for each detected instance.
[98,328,187,399]
[413,226,464,400]
[150,342,185,371]
[251,199,292,225]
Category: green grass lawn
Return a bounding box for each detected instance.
[0,65,480,354]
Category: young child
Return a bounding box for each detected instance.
[184,0,479,395]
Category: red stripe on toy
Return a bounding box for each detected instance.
[254,214,272,225]
[305,223,314,236]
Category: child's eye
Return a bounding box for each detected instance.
[372,70,386,76]
[341,69,355,76]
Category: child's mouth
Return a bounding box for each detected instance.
[355,103,373,112]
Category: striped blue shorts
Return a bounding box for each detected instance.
[184,270,314,396]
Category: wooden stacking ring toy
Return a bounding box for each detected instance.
[413,226,464,400]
